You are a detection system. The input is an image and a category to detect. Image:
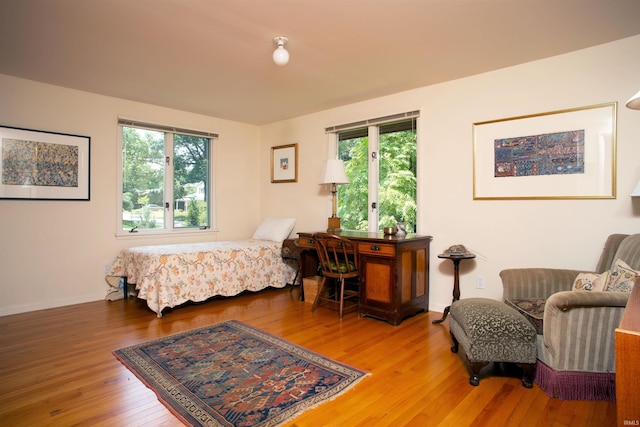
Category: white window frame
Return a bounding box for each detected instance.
[115,119,218,238]
[326,110,420,233]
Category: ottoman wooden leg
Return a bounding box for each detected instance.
[468,359,489,386]
[450,332,459,354]
[518,363,535,388]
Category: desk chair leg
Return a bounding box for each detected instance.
[311,276,354,320]
[288,268,301,299]
[339,278,346,320]
[311,276,328,312]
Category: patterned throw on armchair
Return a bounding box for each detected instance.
[500,233,640,401]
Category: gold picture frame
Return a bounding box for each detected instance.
[473,103,617,200]
[270,143,298,183]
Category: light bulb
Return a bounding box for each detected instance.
[273,46,289,66]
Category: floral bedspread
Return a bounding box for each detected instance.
[105,240,296,316]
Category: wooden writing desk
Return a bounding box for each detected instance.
[297,231,432,325]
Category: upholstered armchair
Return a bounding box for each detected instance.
[500,233,640,401]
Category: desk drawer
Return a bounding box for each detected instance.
[297,237,317,249]
[358,242,395,257]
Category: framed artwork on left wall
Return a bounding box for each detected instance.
[0,125,91,200]
[270,143,298,183]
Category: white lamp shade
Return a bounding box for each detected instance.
[626,89,640,110]
[320,159,349,184]
[272,46,289,66]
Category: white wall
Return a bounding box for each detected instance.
[259,35,640,314]
[0,75,261,315]
[2,35,639,317]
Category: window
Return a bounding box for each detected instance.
[117,119,217,234]
[328,111,418,233]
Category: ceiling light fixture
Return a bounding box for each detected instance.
[272,36,289,66]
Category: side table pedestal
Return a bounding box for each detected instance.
[432,253,476,324]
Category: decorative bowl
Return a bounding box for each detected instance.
[383,226,397,235]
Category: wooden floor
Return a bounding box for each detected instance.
[0,286,617,427]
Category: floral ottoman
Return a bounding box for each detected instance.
[449,298,537,387]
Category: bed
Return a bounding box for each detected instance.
[105,218,297,316]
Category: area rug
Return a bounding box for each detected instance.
[113,320,368,426]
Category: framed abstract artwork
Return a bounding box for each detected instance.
[472,103,616,200]
[270,143,298,183]
[0,125,91,200]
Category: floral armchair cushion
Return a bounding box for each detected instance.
[504,298,545,334]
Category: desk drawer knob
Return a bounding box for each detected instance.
[307,239,314,244]
[371,245,380,251]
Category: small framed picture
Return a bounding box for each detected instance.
[0,125,91,200]
[270,143,298,183]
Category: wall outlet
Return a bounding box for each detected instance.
[104,263,111,274]
[476,275,485,289]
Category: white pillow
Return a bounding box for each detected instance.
[252,217,296,242]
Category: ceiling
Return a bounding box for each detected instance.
[1,0,639,126]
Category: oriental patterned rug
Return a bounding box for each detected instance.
[113,320,368,426]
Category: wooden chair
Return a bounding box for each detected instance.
[311,233,360,320]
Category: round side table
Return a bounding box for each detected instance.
[432,252,476,324]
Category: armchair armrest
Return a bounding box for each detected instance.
[500,268,586,300]
[541,290,629,372]
[545,289,629,312]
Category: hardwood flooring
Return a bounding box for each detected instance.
[0,286,617,426]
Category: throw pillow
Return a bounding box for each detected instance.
[605,259,640,293]
[572,271,609,292]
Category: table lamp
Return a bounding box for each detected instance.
[626,89,640,110]
[320,159,349,232]
[628,88,640,196]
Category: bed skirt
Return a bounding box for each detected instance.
[105,240,296,315]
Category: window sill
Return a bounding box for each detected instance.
[115,228,219,240]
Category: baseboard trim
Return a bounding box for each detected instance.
[0,292,106,317]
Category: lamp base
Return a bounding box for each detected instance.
[327,216,342,233]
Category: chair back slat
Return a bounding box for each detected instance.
[312,233,359,279]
